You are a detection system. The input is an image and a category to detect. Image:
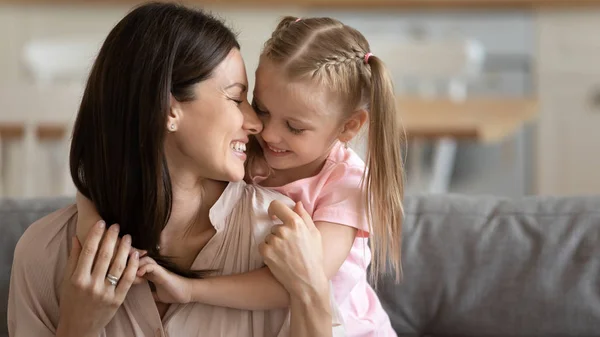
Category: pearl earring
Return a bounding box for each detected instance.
[169,124,175,131]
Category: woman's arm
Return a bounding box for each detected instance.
[289,280,333,337]
[262,200,334,337]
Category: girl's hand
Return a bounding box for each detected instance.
[137,256,193,304]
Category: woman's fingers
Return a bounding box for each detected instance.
[91,224,120,280]
[104,234,132,288]
[265,233,276,244]
[270,225,292,238]
[74,220,106,278]
[268,200,303,227]
[293,202,315,229]
[114,250,139,301]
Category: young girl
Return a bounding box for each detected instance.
[134,16,405,336]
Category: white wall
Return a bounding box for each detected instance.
[0,4,309,86]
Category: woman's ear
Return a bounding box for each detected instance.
[167,94,183,132]
[339,109,368,143]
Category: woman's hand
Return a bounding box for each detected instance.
[136,256,193,304]
[56,221,139,337]
[259,200,334,337]
[259,200,328,298]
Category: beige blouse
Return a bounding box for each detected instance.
[8,181,344,337]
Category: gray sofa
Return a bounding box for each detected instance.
[2,195,600,336]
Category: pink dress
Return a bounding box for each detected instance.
[262,141,397,337]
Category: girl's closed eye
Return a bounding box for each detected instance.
[251,100,268,116]
[286,122,305,135]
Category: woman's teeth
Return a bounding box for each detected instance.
[231,142,246,152]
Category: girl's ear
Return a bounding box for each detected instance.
[339,109,368,143]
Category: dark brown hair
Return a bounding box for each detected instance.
[69,2,239,277]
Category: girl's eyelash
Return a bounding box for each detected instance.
[252,100,304,134]
[251,100,267,115]
[287,123,304,135]
[231,98,243,106]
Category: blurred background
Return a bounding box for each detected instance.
[0,0,597,198]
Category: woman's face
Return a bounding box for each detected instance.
[165,48,262,182]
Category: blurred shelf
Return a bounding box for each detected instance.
[0,124,67,140]
[398,97,538,143]
[0,98,538,143]
[2,0,600,8]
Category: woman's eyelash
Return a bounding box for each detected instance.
[231,98,243,106]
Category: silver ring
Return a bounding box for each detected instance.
[106,273,119,286]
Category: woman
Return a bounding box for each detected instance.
[7,3,333,337]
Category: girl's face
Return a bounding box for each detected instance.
[252,59,345,177]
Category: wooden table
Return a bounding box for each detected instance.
[397,97,538,143]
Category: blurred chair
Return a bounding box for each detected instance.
[3,36,101,197]
[383,38,485,194]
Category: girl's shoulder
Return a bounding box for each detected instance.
[320,142,365,186]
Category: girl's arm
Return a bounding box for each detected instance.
[197,221,355,309]
[140,221,356,310]
[76,190,351,310]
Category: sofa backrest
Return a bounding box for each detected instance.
[376,194,600,336]
[2,195,600,337]
[1,198,73,337]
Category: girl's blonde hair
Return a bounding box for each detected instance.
[261,16,405,282]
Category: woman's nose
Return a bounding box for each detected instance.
[242,103,263,135]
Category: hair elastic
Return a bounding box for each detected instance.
[364,52,373,64]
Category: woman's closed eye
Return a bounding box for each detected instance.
[230,98,243,106]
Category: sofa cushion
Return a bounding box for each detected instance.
[376,194,600,336]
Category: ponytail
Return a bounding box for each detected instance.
[364,55,405,283]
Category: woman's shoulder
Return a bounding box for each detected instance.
[9,205,77,331]
[13,204,77,279]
